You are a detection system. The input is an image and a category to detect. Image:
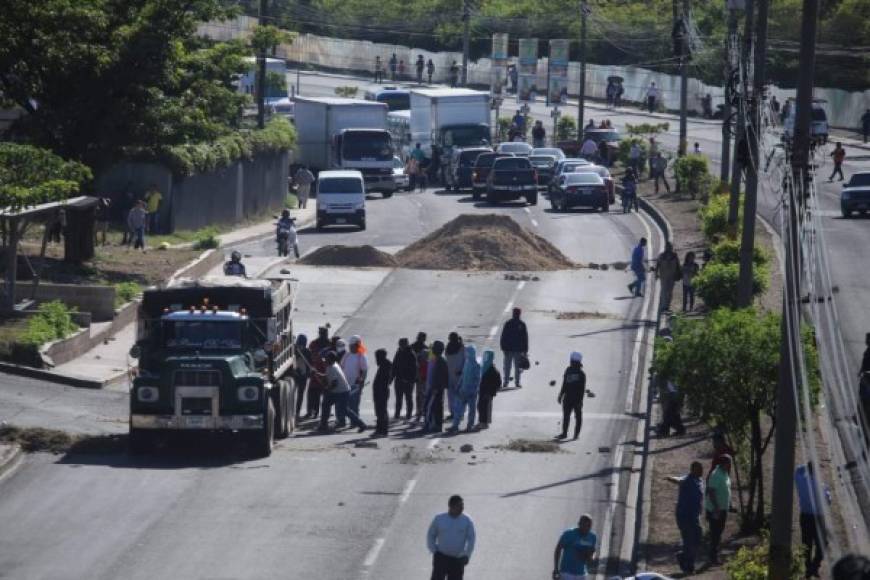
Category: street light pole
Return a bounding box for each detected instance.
[721,4,739,182]
[677,0,689,157]
[256,0,269,129]
[461,0,470,86]
[577,1,589,133]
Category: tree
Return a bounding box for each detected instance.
[0,144,92,212]
[0,0,248,169]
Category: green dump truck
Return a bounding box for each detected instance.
[128,277,296,457]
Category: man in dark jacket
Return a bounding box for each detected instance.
[392,338,418,420]
[675,461,705,574]
[411,332,428,423]
[499,307,529,389]
[373,349,393,436]
[425,340,449,433]
[307,326,331,419]
[557,352,586,439]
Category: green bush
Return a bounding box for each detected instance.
[695,262,768,309]
[556,116,577,140]
[699,194,738,242]
[711,239,770,268]
[334,86,359,97]
[285,193,299,209]
[674,154,714,200]
[497,117,513,141]
[618,136,648,169]
[726,536,804,580]
[625,122,670,136]
[21,301,79,346]
[114,282,141,307]
[193,227,220,250]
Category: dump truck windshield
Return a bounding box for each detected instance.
[163,320,243,350]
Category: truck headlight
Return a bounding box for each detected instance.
[137,386,159,402]
[238,386,260,402]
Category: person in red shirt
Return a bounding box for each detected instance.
[830,143,846,182]
[710,433,736,474]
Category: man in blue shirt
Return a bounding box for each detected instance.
[552,514,597,580]
[427,495,476,580]
[796,463,831,577]
[675,461,704,573]
[627,237,648,297]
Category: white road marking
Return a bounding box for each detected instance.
[487,325,499,339]
[427,437,441,450]
[399,479,417,503]
[517,281,526,291]
[363,537,386,567]
[531,218,539,227]
[624,211,655,416]
[502,301,514,314]
[523,207,531,214]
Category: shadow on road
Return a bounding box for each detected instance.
[500,465,632,498]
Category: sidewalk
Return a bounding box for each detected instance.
[19,204,317,389]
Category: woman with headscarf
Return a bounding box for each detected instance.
[444,332,465,420]
[558,352,587,440]
[449,345,480,433]
[294,334,312,418]
[477,350,500,429]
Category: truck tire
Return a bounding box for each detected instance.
[286,381,297,434]
[276,381,290,439]
[359,220,367,231]
[383,191,393,199]
[472,189,481,201]
[527,192,538,206]
[252,399,275,458]
[316,220,325,230]
[128,427,153,455]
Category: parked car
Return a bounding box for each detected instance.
[529,155,559,186]
[446,146,492,191]
[783,98,828,146]
[841,171,870,217]
[531,147,567,161]
[582,128,622,166]
[496,142,534,157]
[550,172,609,212]
[316,170,367,230]
[471,152,513,200]
[572,164,615,204]
[548,158,592,195]
[486,156,538,205]
[392,156,410,191]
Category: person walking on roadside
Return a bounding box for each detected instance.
[424,340,449,433]
[392,338,417,420]
[449,345,480,433]
[557,352,586,440]
[427,59,435,84]
[655,241,682,313]
[628,237,648,298]
[552,514,597,580]
[710,432,735,474]
[411,332,429,423]
[449,61,460,87]
[499,307,529,389]
[580,136,599,162]
[444,332,466,420]
[318,351,367,433]
[427,495,476,580]
[682,251,699,312]
[293,165,315,209]
[307,326,330,419]
[532,121,546,148]
[398,60,406,81]
[796,462,832,577]
[651,152,671,194]
[476,350,500,430]
[372,348,393,436]
[861,109,870,144]
[646,82,659,113]
[374,56,384,83]
[144,184,162,234]
[293,334,312,418]
[94,197,111,246]
[127,200,148,251]
[406,155,420,192]
[830,143,846,182]
[342,335,368,416]
[648,137,659,176]
[389,53,398,81]
[675,461,705,574]
[704,454,732,566]
[416,55,425,84]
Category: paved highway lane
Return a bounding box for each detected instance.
[0,179,661,579]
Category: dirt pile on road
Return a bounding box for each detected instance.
[299,245,398,268]
[395,214,574,271]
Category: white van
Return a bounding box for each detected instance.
[782,98,829,145]
[316,170,367,230]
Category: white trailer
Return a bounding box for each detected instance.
[409,88,491,159]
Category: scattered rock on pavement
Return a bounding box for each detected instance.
[395,214,575,271]
[555,311,617,320]
[492,439,566,453]
[460,444,474,453]
[299,245,398,267]
[354,440,379,449]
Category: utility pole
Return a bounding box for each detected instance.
[768,1,817,578]
[461,0,470,86]
[736,0,768,307]
[256,0,268,129]
[577,1,589,133]
[728,0,753,226]
[677,0,689,157]
[720,3,740,183]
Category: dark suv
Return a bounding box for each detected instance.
[471,152,513,200]
[486,157,538,205]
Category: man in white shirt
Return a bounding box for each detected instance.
[646,82,660,113]
[318,351,367,433]
[342,335,369,415]
[580,137,599,161]
[428,495,476,580]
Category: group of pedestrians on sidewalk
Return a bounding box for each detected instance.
[627,237,700,313]
[376,54,434,84]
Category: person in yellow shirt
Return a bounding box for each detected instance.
[144,185,162,234]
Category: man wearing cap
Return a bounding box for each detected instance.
[342,335,368,416]
[557,352,587,440]
[499,307,529,389]
[704,454,732,566]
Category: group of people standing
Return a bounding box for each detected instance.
[627,238,700,313]
[375,54,436,84]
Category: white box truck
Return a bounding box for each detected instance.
[410,88,491,161]
[294,97,396,197]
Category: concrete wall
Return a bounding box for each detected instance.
[0,281,116,322]
[96,151,289,233]
[198,17,870,130]
[41,299,138,367]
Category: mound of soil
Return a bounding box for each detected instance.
[298,245,397,268]
[395,214,574,271]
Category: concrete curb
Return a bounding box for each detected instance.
[0,443,23,479]
[0,361,106,389]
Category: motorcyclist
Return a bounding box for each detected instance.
[223,250,247,277]
[276,209,299,258]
